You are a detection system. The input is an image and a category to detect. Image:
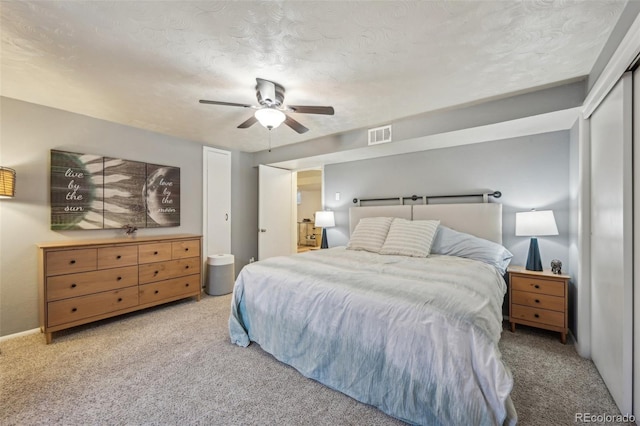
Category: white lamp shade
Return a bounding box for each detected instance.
[515,210,559,236]
[315,211,335,228]
[254,108,286,129]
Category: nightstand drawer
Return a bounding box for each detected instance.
[511,290,564,312]
[511,305,564,328]
[511,275,564,297]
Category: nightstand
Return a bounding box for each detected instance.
[508,265,570,344]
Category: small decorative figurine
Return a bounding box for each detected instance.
[551,259,562,274]
[123,224,138,236]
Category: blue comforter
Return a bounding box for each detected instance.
[229,247,516,425]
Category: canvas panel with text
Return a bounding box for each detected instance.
[50,150,104,230]
[145,163,180,228]
[50,150,180,230]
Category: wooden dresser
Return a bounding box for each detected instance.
[38,234,202,343]
[508,265,570,344]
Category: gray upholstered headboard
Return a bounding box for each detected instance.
[348,203,502,244]
[412,203,502,244]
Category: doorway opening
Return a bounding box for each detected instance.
[296,169,323,252]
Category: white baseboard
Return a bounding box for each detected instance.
[0,328,40,343]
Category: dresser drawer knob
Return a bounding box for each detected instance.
[69,260,76,265]
[117,276,122,281]
[185,283,190,287]
[117,298,123,302]
[154,251,158,255]
[71,308,77,312]
[71,283,77,288]
[534,284,540,289]
[535,299,540,304]
[154,270,159,275]
[185,265,190,269]
[154,290,159,294]
[117,255,122,259]
[185,248,189,252]
[534,313,540,318]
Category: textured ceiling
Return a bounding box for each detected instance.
[0,1,626,152]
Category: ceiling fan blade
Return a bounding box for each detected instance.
[287,105,335,115]
[237,115,258,129]
[283,115,309,134]
[256,78,277,105]
[199,100,253,108]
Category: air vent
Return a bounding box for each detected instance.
[368,125,392,145]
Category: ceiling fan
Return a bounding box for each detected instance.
[199,78,334,134]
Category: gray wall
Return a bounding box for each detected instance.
[323,131,570,273]
[0,97,257,337]
[254,80,585,166]
[231,151,258,272]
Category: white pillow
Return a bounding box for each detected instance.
[431,226,513,274]
[379,218,440,257]
[347,217,394,253]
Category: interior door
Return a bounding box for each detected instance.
[634,65,640,418]
[203,147,231,256]
[258,165,295,260]
[590,72,633,415]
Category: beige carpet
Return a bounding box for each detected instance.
[0,294,628,425]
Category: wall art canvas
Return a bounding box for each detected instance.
[51,150,104,230]
[50,150,181,230]
[103,157,146,229]
[145,163,180,228]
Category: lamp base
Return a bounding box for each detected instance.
[526,237,543,271]
[320,229,328,249]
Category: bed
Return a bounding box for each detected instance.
[229,203,517,425]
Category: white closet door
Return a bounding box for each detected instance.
[590,72,633,414]
[203,147,231,256]
[634,65,640,418]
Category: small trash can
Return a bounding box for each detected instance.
[206,254,235,296]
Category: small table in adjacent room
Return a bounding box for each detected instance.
[507,265,570,344]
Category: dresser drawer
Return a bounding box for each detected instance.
[138,257,200,284]
[47,266,138,302]
[138,243,172,264]
[139,274,201,305]
[510,275,564,297]
[511,304,565,328]
[511,290,564,312]
[172,239,200,259]
[46,249,97,276]
[97,246,138,269]
[47,287,139,327]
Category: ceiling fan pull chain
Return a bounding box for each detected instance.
[268,130,272,153]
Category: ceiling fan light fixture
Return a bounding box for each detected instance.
[255,108,286,130]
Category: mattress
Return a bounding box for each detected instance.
[229,247,516,425]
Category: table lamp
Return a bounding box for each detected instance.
[515,210,558,271]
[315,211,335,249]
